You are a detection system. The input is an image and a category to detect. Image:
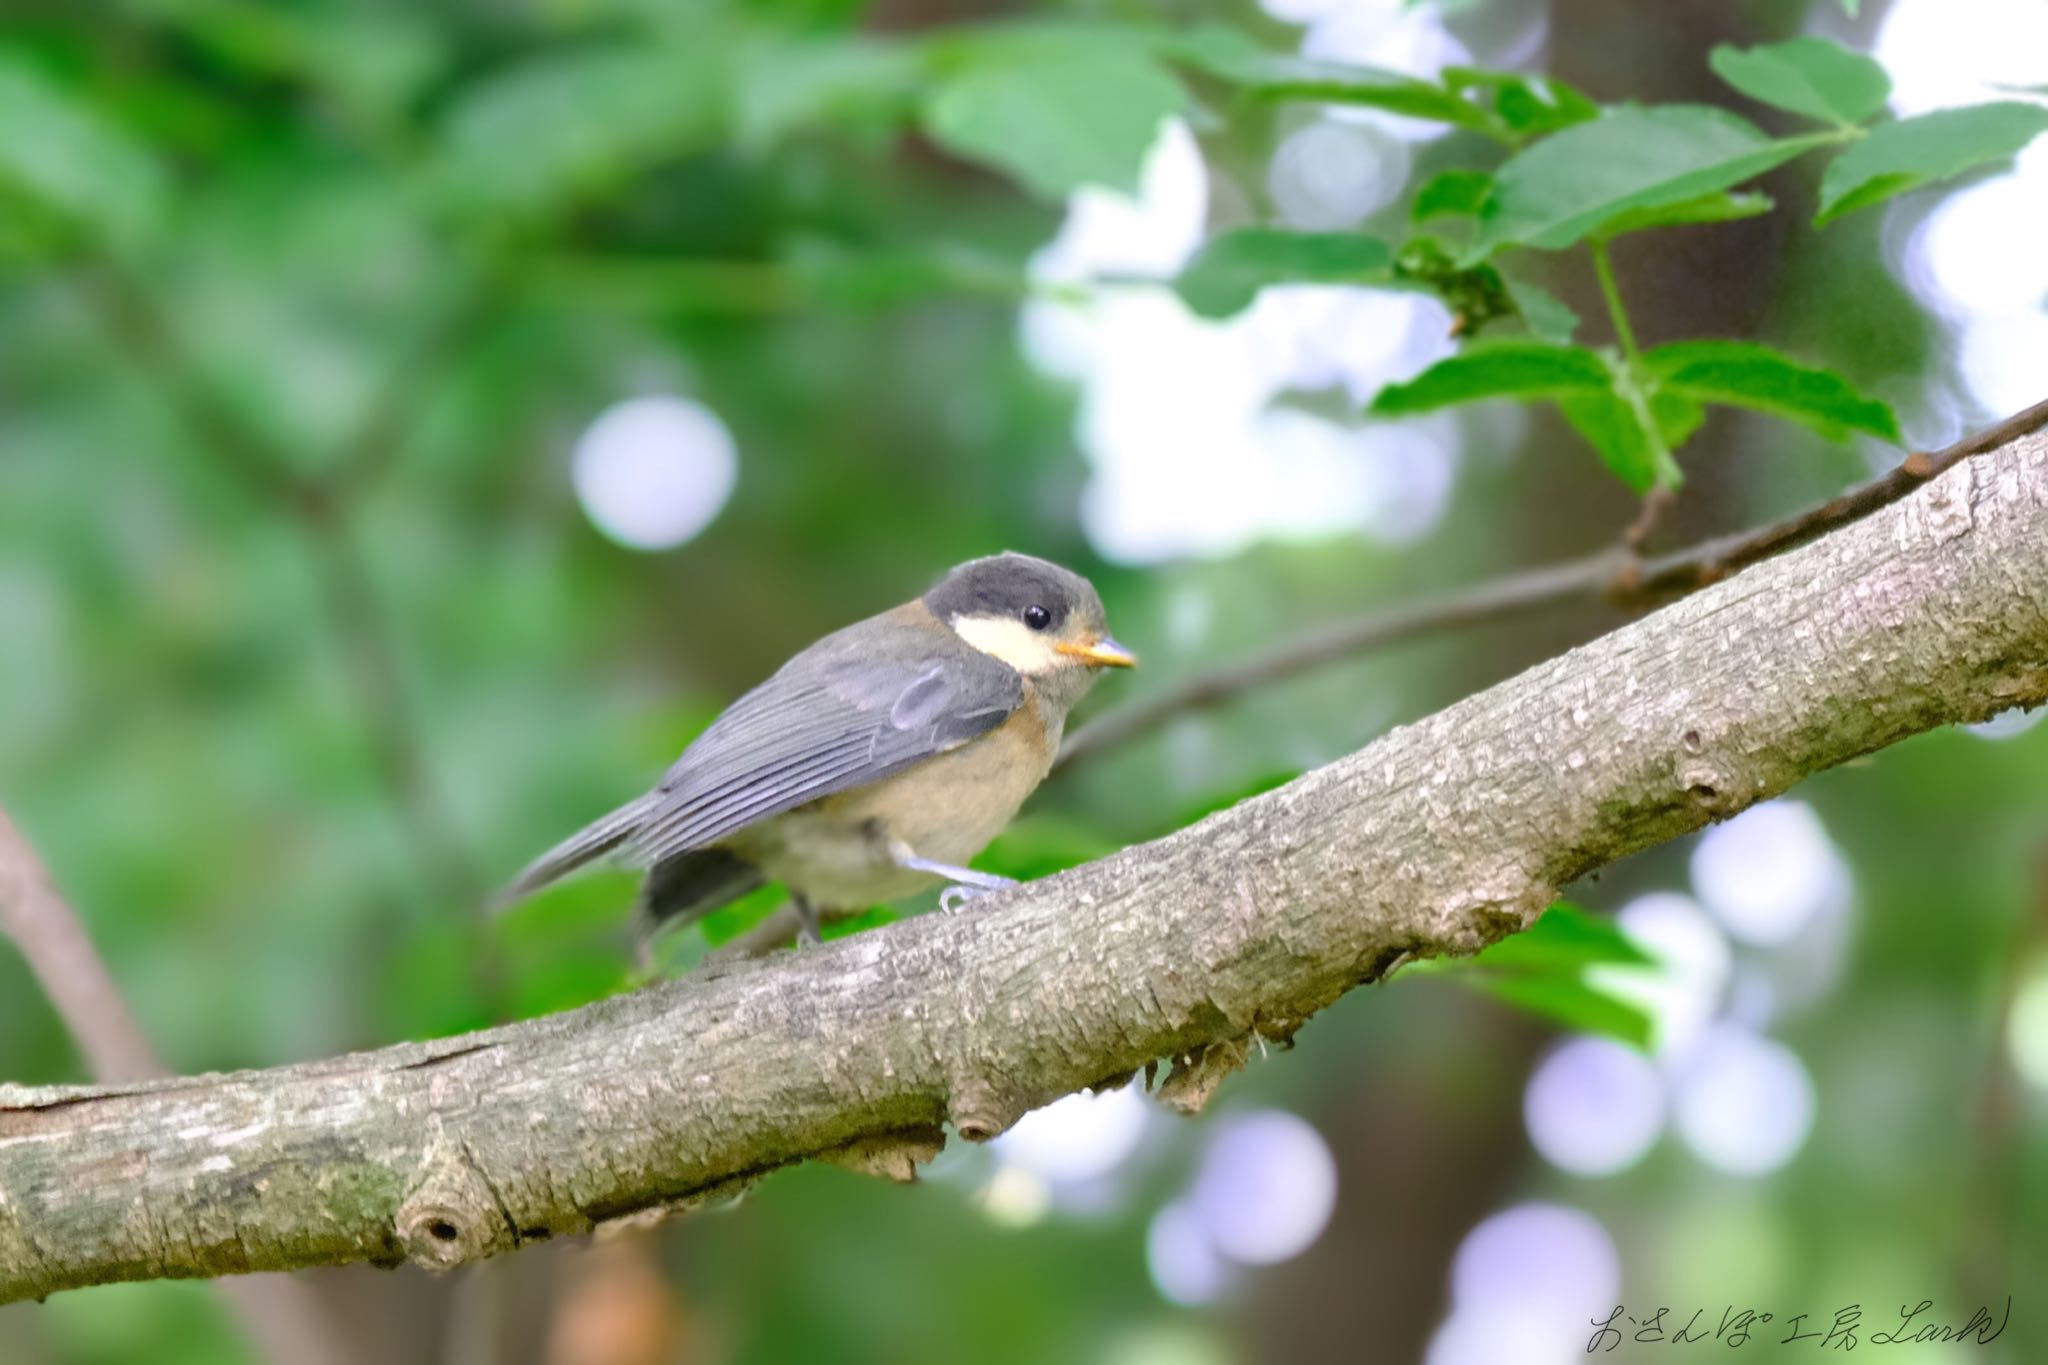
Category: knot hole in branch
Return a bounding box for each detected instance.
[394,1134,516,1271]
[948,1075,1026,1143]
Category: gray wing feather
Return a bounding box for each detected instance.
[622,617,1022,866]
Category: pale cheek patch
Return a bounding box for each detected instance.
[950,614,1064,674]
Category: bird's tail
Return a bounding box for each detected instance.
[632,847,766,941]
[491,792,659,913]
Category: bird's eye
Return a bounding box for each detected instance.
[1023,604,1052,631]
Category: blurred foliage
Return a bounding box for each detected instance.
[1,0,2046,1363]
[1408,903,1658,1050]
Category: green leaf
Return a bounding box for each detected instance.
[1174,32,1497,137]
[783,239,1021,309]
[1469,903,1654,971]
[1475,106,1829,255]
[1503,278,1579,344]
[1404,904,1657,1048]
[1594,189,1773,238]
[1558,391,1702,492]
[1646,339,1901,442]
[1465,971,1655,1049]
[1443,67,1600,137]
[1412,169,1494,222]
[0,57,164,243]
[1709,37,1891,127]
[927,17,1166,68]
[1174,229,1393,318]
[435,46,724,214]
[1368,341,1613,415]
[1816,102,2048,225]
[166,5,446,121]
[922,49,1184,201]
[733,37,920,150]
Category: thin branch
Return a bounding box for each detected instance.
[72,255,486,908]
[5,426,2046,1301]
[72,259,302,504]
[0,811,160,1084]
[306,523,485,907]
[1057,394,2048,772]
[1059,555,1618,771]
[326,273,499,496]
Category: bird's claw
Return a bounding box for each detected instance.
[938,878,1020,914]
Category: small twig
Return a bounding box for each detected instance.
[73,254,486,911]
[1057,395,2048,772]
[0,808,350,1365]
[327,274,499,497]
[307,525,485,908]
[0,810,160,1083]
[1621,486,1674,550]
[72,259,300,504]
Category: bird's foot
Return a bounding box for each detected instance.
[888,840,1018,914]
[791,896,823,948]
[938,876,1019,914]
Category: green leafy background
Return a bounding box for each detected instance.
[2,1,2046,1362]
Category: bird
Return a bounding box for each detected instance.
[497,552,1136,945]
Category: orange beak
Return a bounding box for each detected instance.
[1056,634,1138,669]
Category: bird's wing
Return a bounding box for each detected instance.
[623,611,1024,865]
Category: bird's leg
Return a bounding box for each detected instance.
[790,894,823,947]
[886,840,1018,915]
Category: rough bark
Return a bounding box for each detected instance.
[4,432,2047,1303]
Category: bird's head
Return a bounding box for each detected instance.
[924,552,1135,707]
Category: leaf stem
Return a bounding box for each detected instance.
[1589,237,1682,489]
[1590,237,1639,362]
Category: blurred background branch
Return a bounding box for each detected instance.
[0,810,159,1084]
[71,251,487,911]
[1058,394,2048,771]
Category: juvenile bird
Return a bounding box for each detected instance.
[499,553,1135,944]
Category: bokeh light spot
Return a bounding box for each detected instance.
[1874,0,2048,117]
[1670,1025,1816,1176]
[1588,893,1731,1058]
[1147,1201,1233,1306]
[571,395,737,551]
[994,1083,1149,1185]
[1689,801,1850,948]
[1969,706,2047,742]
[1523,1036,1665,1176]
[1188,1109,1338,1265]
[2006,966,2048,1091]
[979,1165,1051,1228]
[1439,1203,1620,1361]
[1268,120,1411,229]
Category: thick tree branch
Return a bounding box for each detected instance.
[4,430,2047,1303]
[1057,396,2048,770]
